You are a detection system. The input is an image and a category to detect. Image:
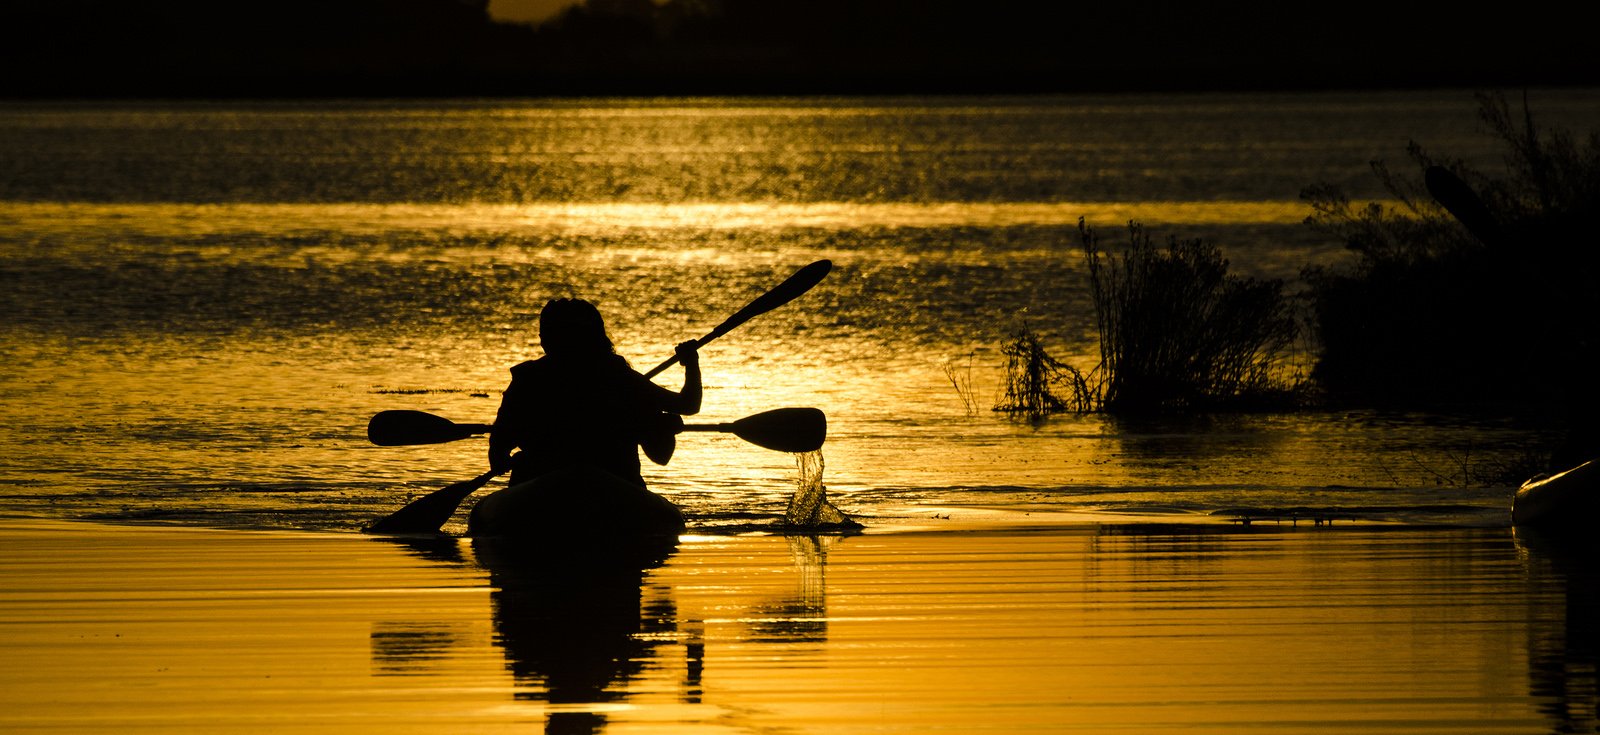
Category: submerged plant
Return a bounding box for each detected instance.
[1080,219,1298,412]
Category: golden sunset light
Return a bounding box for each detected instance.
[2,2,1598,732]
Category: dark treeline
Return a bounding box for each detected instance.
[3,0,523,97]
[4,0,1597,97]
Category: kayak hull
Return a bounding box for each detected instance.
[467,466,686,543]
[1512,459,1600,530]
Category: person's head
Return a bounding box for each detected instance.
[538,298,615,357]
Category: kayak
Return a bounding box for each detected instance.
[1512,459,1600,530]
[466,466,686,542]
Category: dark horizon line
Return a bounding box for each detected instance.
[7,76,1595,103]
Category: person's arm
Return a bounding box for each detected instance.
[674,340,701,416]
[634,341,702,415]
[487,379,523,473]
[636,343,698,465]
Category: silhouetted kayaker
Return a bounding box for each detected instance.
[489,298,701,487]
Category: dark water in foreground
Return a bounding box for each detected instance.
[3,91,1598,532]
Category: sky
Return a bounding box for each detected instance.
[487,0,581,24]
[4,0,1595,97]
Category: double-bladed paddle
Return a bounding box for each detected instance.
[362,407,826,535]
[364,260,833,535]
[368,406,827,453]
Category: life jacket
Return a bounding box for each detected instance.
[494,353,660,485]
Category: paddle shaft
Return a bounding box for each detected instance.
[642,260,832,380]
[369,412,802,445]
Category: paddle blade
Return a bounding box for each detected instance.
[709,260,833,342]
[368,410,491,446]
[728,407,827,453]
[365,469,501,534]
[643,260,832,380]
[1425,165,1507,249]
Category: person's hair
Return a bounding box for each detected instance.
[538,298,615,357]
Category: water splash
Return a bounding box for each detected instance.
[783,451,861,529]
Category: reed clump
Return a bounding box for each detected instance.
[993,327,1100,417]
[988,221,1299,417]
[942,351,981,417]
[1302,92,1600,465]
[1080,219,1299,412]
[1302,94,1600,399]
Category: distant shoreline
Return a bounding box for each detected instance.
[8,80,1594,103]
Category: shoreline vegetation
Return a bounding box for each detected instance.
[990,93,1598,475]
[4,0,1597,98]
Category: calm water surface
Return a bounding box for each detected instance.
[3,90,1598,532]
[1,520,1594,733]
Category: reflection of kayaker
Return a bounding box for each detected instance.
[473,527,683,733]
[488,297,701,488]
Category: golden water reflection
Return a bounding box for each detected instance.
[0,201,1322,241]
[1,520,1595,733]
[389,526,1596,733]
